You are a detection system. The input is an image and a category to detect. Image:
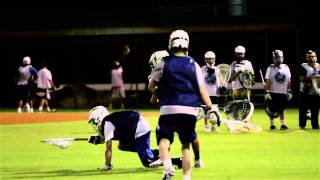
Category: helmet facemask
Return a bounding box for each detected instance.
[234,46,246,62]
[272,50,284,66]
[88,106,109,133]
[306,50,317,65]
[204,51,216,68]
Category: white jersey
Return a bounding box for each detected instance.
[103,115,150,141]
[300,62,320,94]
[37,67,52,89]
[201,65,220,96]
[17,65,33,85]
[265,64,291,94]
[230,60,254,90]
[111,67,124,88]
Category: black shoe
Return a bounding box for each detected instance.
[312,127,319,130]
[280,125,288,130]
[300,126,306,130]
[172,157,182,169]
[270,125,276,130]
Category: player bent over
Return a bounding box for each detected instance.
[87,106,182,170]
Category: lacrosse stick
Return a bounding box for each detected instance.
[238,71,254,101]
[217,64,231,103]
[40,138,88,149]
[259,69,266,87]
[311,74,320,95]
[198,103,261,133]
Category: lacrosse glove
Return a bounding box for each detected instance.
[88,135,105,145]
[207,105,221,127]
[264,90,272,101]
[286,89,293,101]
[100,163,112,171]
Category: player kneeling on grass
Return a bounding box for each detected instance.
[87,106,182,170]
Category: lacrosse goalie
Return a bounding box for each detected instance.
[87,106,182,170]
[201,51,221,132]
[230,45,255,101]
[264,50,292,130]
[299,50,320,129]
[199,100,261,133]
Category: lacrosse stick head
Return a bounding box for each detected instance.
[264,99,280,118]
[223,99,254,122]
[238,71,254,89]
[41,138,74,149]
[312,74,320,95]
[224,120,262,133]
[217,64,231,88]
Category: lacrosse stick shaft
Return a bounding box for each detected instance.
[74,138,89,141]
[259,69,265,87]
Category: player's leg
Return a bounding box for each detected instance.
[177,114,197,179]
[278,94,288,130]
[157,115,175,178]
[310,95,320,129]
[299,93,309,129]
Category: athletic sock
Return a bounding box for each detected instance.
[183,175,191,180]
[194,151,200,161]
[17,107,22,113]
[280,119,285,126]
[163,159,173,173]
[270,119,275,126]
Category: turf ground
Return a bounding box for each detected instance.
[0,108,319,180]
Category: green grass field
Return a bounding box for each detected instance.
[1,109,319,180]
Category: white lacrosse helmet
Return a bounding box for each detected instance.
[149,50,169,71]
[272,50,284,64]
[88,106,109,132]
[23,56,31,65]
[235,45,246,53]
[168,30,189,51]
[205,51,216,67]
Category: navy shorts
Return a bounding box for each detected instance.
[16,85,29,101]
[269,93,287,114]
[156,114,197,144]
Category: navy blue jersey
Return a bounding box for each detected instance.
[101,111,140,142]
[158,56,201,107]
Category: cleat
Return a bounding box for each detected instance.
[148,159,162,168]
[194,159,203,168]
[280,125,288,130]
[172,158,182,169]
[270,125,276,130]
[204,126,211,132]
[162,168,175,180]
[211,126,220,132]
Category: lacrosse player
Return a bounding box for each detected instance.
[264,50,292,130]
[87,106,183,170]
[16,56,38,113]
[109,61,126,109]
[230,45,255,101]
[148,50,204,169]
[36,61,55,112]
[299,50,320,129]
[148,30,216,180]
[201,51,221,132]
